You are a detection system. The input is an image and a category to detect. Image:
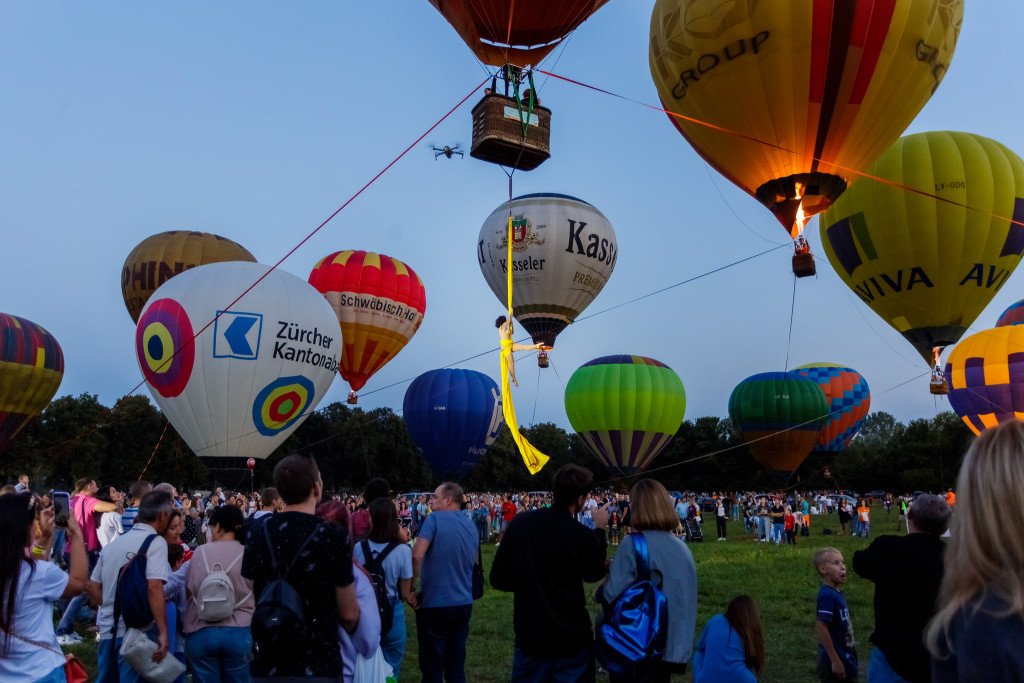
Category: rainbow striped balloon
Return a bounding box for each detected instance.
[0,313,64,454]
[995,299,1024,327]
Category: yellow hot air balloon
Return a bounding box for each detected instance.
[820,131,1024,378]
[121,231,257,323]
[650,0,963,238]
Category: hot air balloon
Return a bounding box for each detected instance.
[427,0,610,68]
[308,251,426,404]
[650,0,963,272]
[944,326,1024,436]
[136,262,340,464]
[564,355,686,474]
[0,313,64,455]
[995,299,1024,327]
[820,131,1024,391]
[403,369,504,478]
[728,372,828,479]
[478,193,616,367]
[121,230,257,323]
[792,363,871,455]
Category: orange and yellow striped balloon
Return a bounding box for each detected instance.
[309,251,427,398]
[0,313,64,454]
[650,0,963,236]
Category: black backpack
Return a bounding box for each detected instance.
[360,539,398,634]
[251,521,319,655]
[109,534,158,663]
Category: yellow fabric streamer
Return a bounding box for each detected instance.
[501,213,550,475]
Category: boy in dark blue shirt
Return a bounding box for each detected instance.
[814,547,858,681]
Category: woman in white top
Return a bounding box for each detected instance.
[94,484,124,547]
[0,493,88,683]
[183,505,254,683]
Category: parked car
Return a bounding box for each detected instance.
[825,494,857,509]
[865,490,885,499]
[695,496,718,512]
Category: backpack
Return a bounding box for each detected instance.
[360,539,398,634]
[251,521,319,654]
[595,532,668,678]
[193,545,251,622]
[108,533,159,664]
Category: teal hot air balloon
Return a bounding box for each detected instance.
[728,372,829,480]
[564,355,686,474]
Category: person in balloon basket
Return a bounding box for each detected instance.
[813,547,858,682]
[409,481,479,683]
[490,464,609,682]
[241,454,360,681]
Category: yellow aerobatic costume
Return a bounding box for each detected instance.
[501,213,550,475]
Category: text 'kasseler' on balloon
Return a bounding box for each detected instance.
[403,368,504,479]
[478,193,616,365]
[136,262,340,462]
[0,313,64,455]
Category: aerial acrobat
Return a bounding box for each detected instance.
[496,315,548,387]
[432,144,463,160]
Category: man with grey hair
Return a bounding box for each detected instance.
[410,481,479,683]
[852,494,951,683]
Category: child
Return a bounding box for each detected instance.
[608,511,620,546]
[784,506,797,545]
[693,595,764,683]
[813,547,858,681]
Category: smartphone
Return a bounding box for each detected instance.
[52,491,70,527]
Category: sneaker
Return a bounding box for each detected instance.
[57,633,82,646]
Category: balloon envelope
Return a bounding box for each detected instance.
[945,326,1024,436]
[478,193,616,347]
[121,230,257,323]
[792,363,870,454]
[136,262,340,461]
[995,299,1024,327]
[728,372,828,479]
[427,0,609,67]
[821,131,1024,364]
[650,0,963,235]
[564,355,685,474]
[403,369,503,478]
[309,251,426,396]
[0,313,64,455]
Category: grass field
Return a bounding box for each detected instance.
[65,509,903,681]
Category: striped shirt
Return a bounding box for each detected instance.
[121,506,139,534]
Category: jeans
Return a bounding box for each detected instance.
[511,645,594,683]
[772,522,784,544]
[185,625,252,683]
[715,516,727,538]
[381,599,408,679]
[416,604,472,683]
[97,636,146,683]
[57,550,99,634]
[37,664,66,683]
[867,648,911,683]
[861,522,871,539]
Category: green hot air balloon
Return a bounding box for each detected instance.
[728,372,829,480]
[564,355,686,474]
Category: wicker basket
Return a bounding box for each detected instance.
[470,93,551,171]
[792,252,816,278]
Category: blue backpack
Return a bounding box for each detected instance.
[595,532,668,677]
[108,533,158,663]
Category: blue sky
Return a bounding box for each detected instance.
[2,2,1022,431]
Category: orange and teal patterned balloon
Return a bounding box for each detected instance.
[944,326,1024,436]
[564,355,686,474]
[728,372,828,479]
[792,363,870,454]
[0,313,64,454]
[308,251,427,399]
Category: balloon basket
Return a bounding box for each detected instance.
[347,391,358,405]
[792,252,816,278]
[929,377,950,395]
[470,93,551,171]
[537,350,550,369]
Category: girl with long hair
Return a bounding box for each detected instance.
[353,497,414,679]
[597,479,698,681]
[925,419,1024,680]
[0,494,88,682]
[693,595,766,682]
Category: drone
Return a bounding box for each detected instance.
[432,144,464,160]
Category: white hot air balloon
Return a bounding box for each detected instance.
[136,262,340,463]
[477,193,617,365]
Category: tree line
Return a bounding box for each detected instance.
[1,393,973,494]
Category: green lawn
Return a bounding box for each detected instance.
[66,509,903,681]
